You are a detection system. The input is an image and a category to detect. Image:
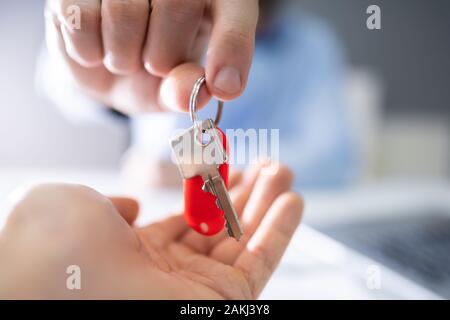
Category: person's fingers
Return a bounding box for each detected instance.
[206,0,259,100]
[240,164,294,236]
[228,163,264,217]
[208,164,293,264]
[101,0,150,75]
[138,214,188,249]
[159,62,210,112]
[108,197,140,225]
[108,69,163,113]
[188,19,212,62]
[45,4,117,102]
[45,0,161,113]
[144,0,206,77]
[228,170,243,190]
[47,0,103,67]
[234,192,304,298]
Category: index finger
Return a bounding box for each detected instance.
[206,0,259,101]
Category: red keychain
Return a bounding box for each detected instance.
[170,76,243,240]
[183,127,228,236]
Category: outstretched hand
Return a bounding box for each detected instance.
[0,164,302,299]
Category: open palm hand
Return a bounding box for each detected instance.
[0,164,302,299]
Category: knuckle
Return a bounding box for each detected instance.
[60,0,101,34]
[103,0,149,24]
[78,11,101,34]
[220,24,255,51]
[154,0,205,24]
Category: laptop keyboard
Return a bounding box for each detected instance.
[320,213,450,298]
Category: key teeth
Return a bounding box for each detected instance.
[225,220,244,241]
[225,221,235,238]
[202,179,217,197]
[215,199,223,210]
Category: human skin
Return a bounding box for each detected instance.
[45,0,259,113]
[0,164,303,299]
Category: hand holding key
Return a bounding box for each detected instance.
[0,164,302,299]
[44,0,259,113]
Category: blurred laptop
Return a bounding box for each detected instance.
[305,183,450,299]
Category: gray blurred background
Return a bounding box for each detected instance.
[302,0,450,117]
[1,0,449,181]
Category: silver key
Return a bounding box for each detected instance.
[170,118,244,240]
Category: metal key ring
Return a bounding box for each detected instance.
[189,75,223,128]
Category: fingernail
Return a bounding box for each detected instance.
[160,78,179,111]
[213,67,242,95]
[144,62,153,74]
[103,52,117,71]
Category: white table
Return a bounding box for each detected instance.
[0,167,443,299]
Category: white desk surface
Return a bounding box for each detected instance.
[0,167,445,299]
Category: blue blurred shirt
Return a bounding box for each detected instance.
[131,12,359,189]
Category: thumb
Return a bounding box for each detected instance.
[109,197,140,225]
[206,0,259,100]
